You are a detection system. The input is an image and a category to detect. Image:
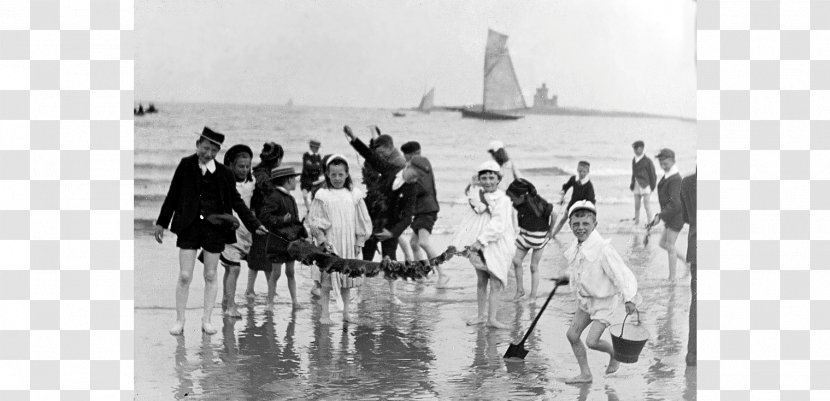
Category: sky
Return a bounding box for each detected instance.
[136,0,696,118]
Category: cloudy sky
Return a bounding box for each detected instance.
[136,0,696,118]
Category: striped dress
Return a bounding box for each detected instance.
[515,202,553,251]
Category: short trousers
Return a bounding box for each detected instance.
[411,212,438,233]
[220,227,252,267]
[176,219,226,254]
[575,293,619,326]
[632,183,651,195]
[516,229,550,251]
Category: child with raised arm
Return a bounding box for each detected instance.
[563,200,640,384]
[307,155,373,324]
[506,178,556,301]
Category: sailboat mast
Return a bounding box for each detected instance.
[482,48,487,112]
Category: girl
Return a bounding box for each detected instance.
[307,155,373,324]
[506,179,556,301]
[246,142,284,302]
[452,160,515,329]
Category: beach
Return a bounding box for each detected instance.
[135,103,696,399]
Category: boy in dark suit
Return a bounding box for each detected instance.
[630,140,657,225]
[155,127,268,335]
[650,148,686,281]
[680,168,697,366]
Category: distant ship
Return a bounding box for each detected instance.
[416,88,435,113]
[460,29,526,121]
[134,103,158,116]
[134,103,145,116]
[146,103,158,113]
[392,111,406,117]
[286,98,294,107]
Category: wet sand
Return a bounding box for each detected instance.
[136,219,695,400]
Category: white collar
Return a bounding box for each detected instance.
[276,186,290,195]
[579,175,590,185]
[634,154,644,163]
[199,159,216,175]
[392,170,405,191]
[564,230,607,264]
[663,165,679,178]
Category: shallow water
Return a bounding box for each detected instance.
[135,230,695,400]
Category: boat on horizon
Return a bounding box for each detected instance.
[392,111,406,117]
[146,103,158,113]
[286,98,294,107]
[416,88,435,113]
[461,29,526,121]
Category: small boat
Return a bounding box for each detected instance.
[461,29,526,121]
[286,98,294,107]
[392,112,406,117]
[134,104,145,116]
[146,103,157,113]
[416,88,435,113]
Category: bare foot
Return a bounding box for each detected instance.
[319,316,335,325]
[245,291,256,303]
[466,316,486,326]
[565,374,593,384]
[513,291,525,301]
[169,321,185,336]
[390,296,404,306]
[224,307,242,318]
[487,319,510,330]
[201,321,217,335]
[436,275,450,289]
[605,357,620,375]
[343,313,358,324]
[266,302,277,311]
[310,287,321,297]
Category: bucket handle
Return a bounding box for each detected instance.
[619,309,640,338]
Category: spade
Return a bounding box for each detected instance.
[503,277,570,360]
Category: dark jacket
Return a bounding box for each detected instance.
[350,137,405,232]
[156,154,261,244]
[630,156,657,191]
[255,187,308,261]
[413,157,440,215]
[301,152,323,185]
[250,161,280,214]
[657,172,684,231]
[386,182,419,237]
[680,172,696,264]
[562,176,596,209]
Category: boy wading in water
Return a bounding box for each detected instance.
[552,161,595,238]
[301,139,324,213]
[218,144,256,318]
[651,148,686,281]
[629,140,657,226]
[563,200,640,384]
[506,179,556,301]
[155,127,268,335]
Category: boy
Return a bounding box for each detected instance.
[400,141,448,287]
[552,161,596,238]
[630,140,657,226]
[258,167,308,309]
[155,127,268,335]
[219,144,256,318]
[563,200,640,384]
[651,148,686,281]
[301,139,324,212]
[680,168,697,366]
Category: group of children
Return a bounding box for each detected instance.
[154,127,690,381]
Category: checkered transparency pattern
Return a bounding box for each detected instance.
[0,0,134,398]
[698,0,830,399]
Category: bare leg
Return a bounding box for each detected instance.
[245,269,257,302]
[285,262,303,309]
[201,251,220,335]
[660,229,684,280]
[551,214,568,238]
[512,247,529,299]
[342,287,354,323]
[633,194,641,225]
[319,287,334,325]
[398,236,414,262]
[171,249,197,335]
[221,264,230,312]
[528,248,544,299]
[467,269,489,325]
[410,233,425,261]
[419,229,448,287]
[642,193,653,223]
[267,264,282,307]
[584,320,618,374]
[302,189,312,213]
[388,278,403,305]
[486,278,509,329]
[223,263,242,318]
[565,307,594,383]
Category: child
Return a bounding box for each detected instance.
[257,167,308,309]
[400,141,448,287]
[246,142,284,302]
[154,127,267,335]
[652,148,686,281]
[630,140,657,226]
[487,140,522,187]
[301,139,324,212]
[219,144,256,318]
[506,179,556,300]
[452,160,514,329]
[307,155,373,324]
[552,161,596,238]
[563,200,640,384]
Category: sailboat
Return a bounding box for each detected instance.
[417,88,435,113]
[286,98,294,107]
[461,29,526,120]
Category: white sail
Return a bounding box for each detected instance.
[483,29,526,111]
[418,88,435,111]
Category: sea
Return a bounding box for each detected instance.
[135,102,696,235]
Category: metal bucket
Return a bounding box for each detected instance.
[609,310,649,363]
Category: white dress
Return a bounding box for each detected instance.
[307,187,373,290]
[451,186,515,286]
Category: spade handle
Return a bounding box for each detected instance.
[518,280,566,346]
